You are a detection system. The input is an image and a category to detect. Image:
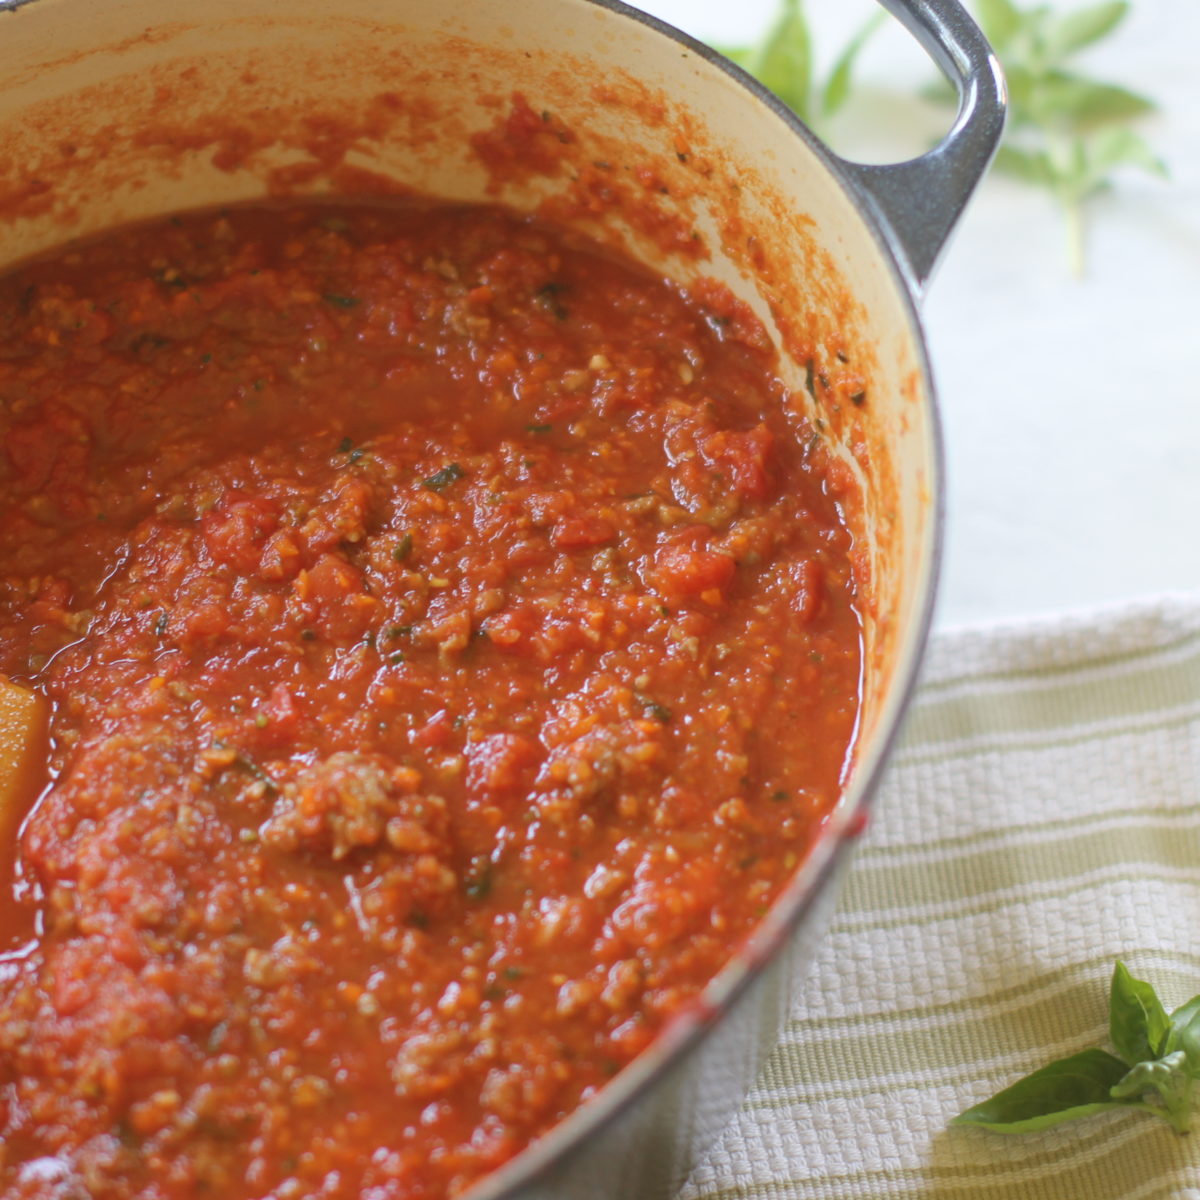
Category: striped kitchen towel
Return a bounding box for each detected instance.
[679,594,1200,1200]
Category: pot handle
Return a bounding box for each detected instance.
[833,0,1006,299]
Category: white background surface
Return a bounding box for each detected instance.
[635,0,1200,630]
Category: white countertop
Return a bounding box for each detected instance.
[635,0,1200,630]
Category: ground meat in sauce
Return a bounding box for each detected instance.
[0,202,860,1200]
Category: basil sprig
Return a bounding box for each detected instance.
[938,0,1166,274]
[955,962,1200,1135]
[714,0,1166,275]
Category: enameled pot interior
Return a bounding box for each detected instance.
[0,0,939,1191]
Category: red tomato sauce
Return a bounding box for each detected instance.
[0,202,860,1199]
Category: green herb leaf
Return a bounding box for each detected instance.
[1110,961,1171,1065]
[1038,72,1156,130]
[975,0,1024,49]
[1110,1051,1184,1098]
[1049,1,1129,57]
[993,144,1057,186]
[1084,126,1168,181]
[323,293,360,309]
[821,12,885,118]
[1169,996,1200,1040]
[750,0,814,123]
[1166,995,1200,1071]
[422,462,465,492]
[1001,63,1041,126]
[953,1048,1134,1133]
[1172,993,1200,1029]
[957,962,1200,1138]
[1110,1051,1195,1133]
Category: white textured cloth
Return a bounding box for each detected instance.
[678,595,1200,1200]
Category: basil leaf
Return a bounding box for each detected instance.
[1110,962,1171,1065]
[1000,63,1039,125]
[993,144,1056,186]
[422,462,465,492]
[1166,995,1200,1070]
[1084,127,1168,181]
[1169,995,1200,1043]
[1169,995,1200,1035]
[953,1049,1133,1133]
[1039,72,1157,129]
[1111,1050,1195,1133]
[975,0,1024,50]
[1111,1050,1187,1099]
[1049,1,1129,57]
[820,12,884,118]
[749,0,813,123]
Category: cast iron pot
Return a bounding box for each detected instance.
[0,1,1004,1196]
